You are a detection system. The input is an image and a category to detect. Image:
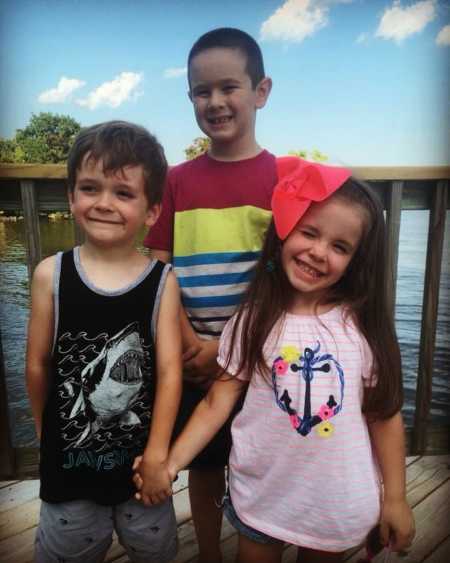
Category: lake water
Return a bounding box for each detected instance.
[0,212,449,447]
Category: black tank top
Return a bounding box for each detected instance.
[39,248,171,505]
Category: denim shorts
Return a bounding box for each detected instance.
[35,497,177,563]
[223,493,279,545]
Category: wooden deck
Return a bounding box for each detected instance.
[0,455,449,562]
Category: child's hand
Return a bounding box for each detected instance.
[132,455,173,505]
[379,498,415,552]
[183,339,219,389]
[132,455,144,496]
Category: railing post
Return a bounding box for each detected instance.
[412,180,448,454]
[0,325,16,477]
[20,179,42,277]
[386,180,403,309]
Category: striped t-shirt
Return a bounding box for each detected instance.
[144,150,277,338]
[218,306,382,550]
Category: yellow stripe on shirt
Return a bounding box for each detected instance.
[173,205,272,256]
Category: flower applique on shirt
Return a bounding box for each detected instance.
[271,342,344,438]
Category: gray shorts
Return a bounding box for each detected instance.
[35,497,178,563]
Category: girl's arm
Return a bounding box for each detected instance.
[368,412,415,551]
[138,270,183,505]
[168,375,246,476]
[25,256,55,440]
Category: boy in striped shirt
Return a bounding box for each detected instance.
[144,27,275,563]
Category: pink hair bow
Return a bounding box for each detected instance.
[272,157,351,240]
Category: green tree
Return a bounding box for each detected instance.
[288,149,328,162]
[0,112,81,164]
[184,137,210,160]
[0,138,20,163]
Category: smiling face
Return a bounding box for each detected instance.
[69,154,160,248]
[188,47,271,158]
[281,195,366,314]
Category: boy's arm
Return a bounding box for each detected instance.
[149,248,219,387]
[139,270,183,504]
[183,338,219,389]
[368,412,415,551]
[25,256,55,440]
[168,375,245,476]
[149,248,200,352]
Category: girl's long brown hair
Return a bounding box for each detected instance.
[225,178,403,421]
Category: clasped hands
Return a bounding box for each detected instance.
[132,455,176,506]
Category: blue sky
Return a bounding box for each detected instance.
[1,0,449,166]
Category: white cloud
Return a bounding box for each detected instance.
[163,67,187,79]
[260,0,354,43]
[76,72,143,110]
[38,76,86,103]
[436,24,450,46]
[260,0,328,43]
[356,31,370,44]
[375,0,436,43]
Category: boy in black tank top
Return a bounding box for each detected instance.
[26,121,182,563]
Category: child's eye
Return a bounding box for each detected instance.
[333,244,349,254]
[117,190,133,199]
[194,89,209,98]
[79,185,96,193]
[300,229,315,239]
[223,85,237,93]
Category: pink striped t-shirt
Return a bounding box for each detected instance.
[217,306,381,551]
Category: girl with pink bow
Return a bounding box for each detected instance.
[136,157,415,562]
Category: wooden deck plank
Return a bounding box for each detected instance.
[403,454,450,507]
[423,535,450,562]
[0,497,40,542]
[406,456,420,466]
[0,480,39,514]
[0,481,18,491]
[0,527,35,563]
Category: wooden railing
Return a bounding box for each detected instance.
[0,163,449,478]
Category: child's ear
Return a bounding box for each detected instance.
[255,77,272,109]
[145,203,161,228]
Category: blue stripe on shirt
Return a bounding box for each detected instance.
[178,270,253,288]
[173,251,260,267]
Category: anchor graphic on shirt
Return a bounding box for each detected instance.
[271,342,344,437]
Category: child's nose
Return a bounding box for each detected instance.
[309,240,327,260]
[95,191,114,210]
[208,89,225,108]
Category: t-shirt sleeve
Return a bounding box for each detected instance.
[143,169,175,251]
[360,334,377,387]
[217,314,250,381]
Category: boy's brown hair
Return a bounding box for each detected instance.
[67,120,167,205]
